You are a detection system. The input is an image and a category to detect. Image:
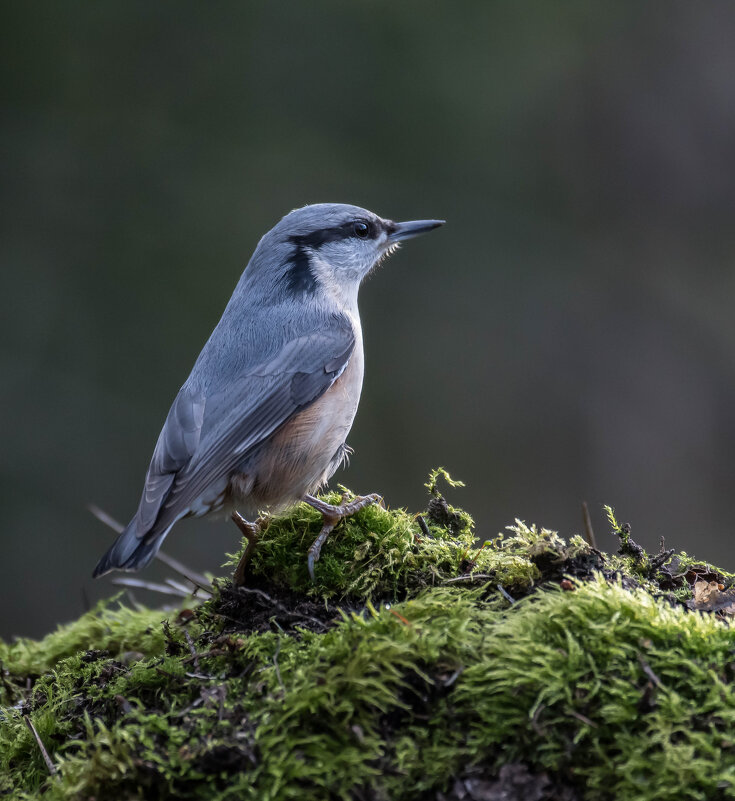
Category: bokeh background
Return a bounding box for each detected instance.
[3,2,735,639]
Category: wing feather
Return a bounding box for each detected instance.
[131,313,355,542]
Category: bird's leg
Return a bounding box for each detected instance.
[303,492,382,581]
[231,511,260,587]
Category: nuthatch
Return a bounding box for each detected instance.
[93,203,444,580]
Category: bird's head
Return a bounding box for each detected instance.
[261,203,444,307]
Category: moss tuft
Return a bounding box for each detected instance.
[227,470,540,600]
[2,476,735,800]
[0,599,170,706]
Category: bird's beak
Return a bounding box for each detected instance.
[388,219,445,242]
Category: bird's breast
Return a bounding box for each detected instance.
[231,342,365,513]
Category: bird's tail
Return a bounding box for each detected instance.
[92,519,171,578]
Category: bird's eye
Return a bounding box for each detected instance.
[353,221,370,239]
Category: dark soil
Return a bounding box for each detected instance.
[430,763,581,801]
[207,580,363,635]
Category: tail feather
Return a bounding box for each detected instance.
[92,519,170,578]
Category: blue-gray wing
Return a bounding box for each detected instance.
[134,312,356,540]
[132,388,207,533]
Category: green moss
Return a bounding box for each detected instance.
[0,599,171,704]
[228,475,539,599]
[2,477,735,800]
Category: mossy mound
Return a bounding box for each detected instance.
[2,472,735,800]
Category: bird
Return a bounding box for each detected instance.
[93,203,444,581]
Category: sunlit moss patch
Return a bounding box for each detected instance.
[2,473,734,800]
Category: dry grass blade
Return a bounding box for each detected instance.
[166,577,210,599]
[111,577,191,598]
[443,573,494,584]
[155,549,213,592]
[23,715,57,776]
[89,503,213,591]
[184,630,199,672]
[582,501,597,549]
[88,503,124,534]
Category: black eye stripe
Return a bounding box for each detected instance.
[289,219,378,249]
[284,219,382,295]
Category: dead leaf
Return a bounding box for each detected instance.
[687,580,735,615]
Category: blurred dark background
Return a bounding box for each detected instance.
[3,2,735,639]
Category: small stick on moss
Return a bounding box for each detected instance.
[497,584,516,605]
[22,714,57,776]
[155,666,180,680]
[531,703,546,736]
[166,577,210,599]
[234,585,329,630]
[581,502,597,549]
[115,695,132,715]
[184,630,199,672]
[273,638,285,692]
[569,710,598,728]
[443,667,463,688]
[389,609,412,626]
[0,661,16,698]
[637,654,662,687]
[174,696,205,718]
[181,648,228,664]
[443,573,494,584]
[216,685,227,722]
[649,548,676,572]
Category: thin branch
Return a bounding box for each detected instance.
[155,550,212,593]
[184,630,199,672]
[124,589,144,611]
[442,573,494,584]
[569,710,598,728]
[272,638,285,692]
[637,654,662,687]
[112,577,190,598]
[89,504,212,592]
[234,585,329,630]
[181,648,229,664]
[22,715,57,776]
[443,667,463,688]
[582,502,597,549]
[497,584,516,605]
[166,577,210,599]
[416,514,432,538]
[88,503,124,534]
[155,666,180,680]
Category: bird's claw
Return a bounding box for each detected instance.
[303,492,383,581]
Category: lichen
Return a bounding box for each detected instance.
[2,473,735,800]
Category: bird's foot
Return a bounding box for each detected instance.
[231,511,261,586]
[303,492,383,581]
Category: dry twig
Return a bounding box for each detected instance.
[582,502,597,549]
[22,714,57,776]
[89,504,212,592]
[184,630,199,672]
[112,577,190,598]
